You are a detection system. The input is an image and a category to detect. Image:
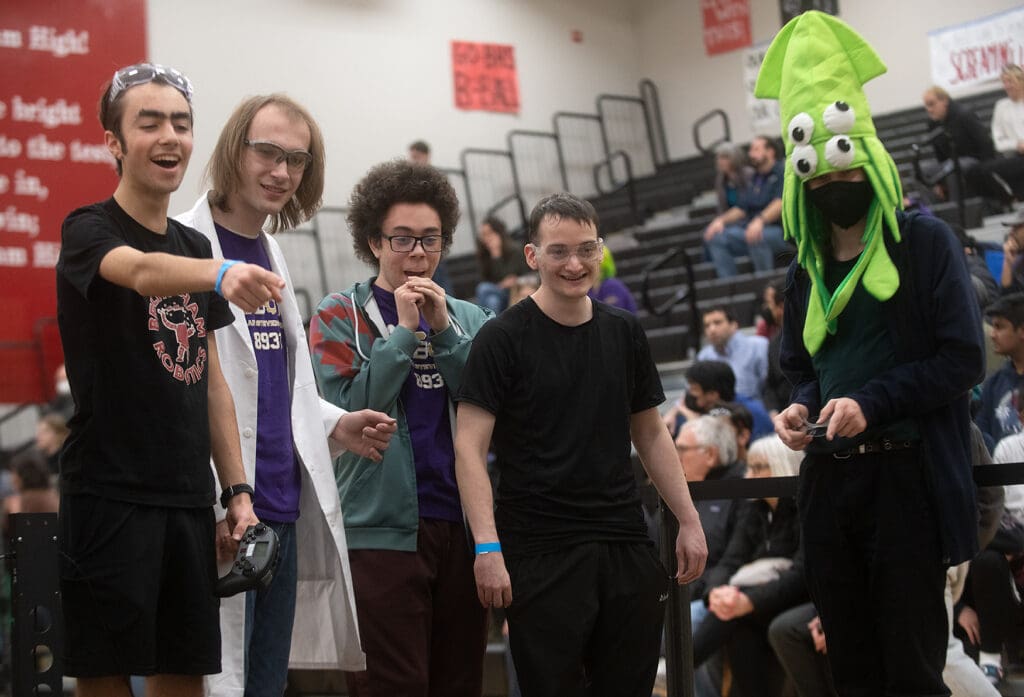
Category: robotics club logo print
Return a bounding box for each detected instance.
[148,294,208,384]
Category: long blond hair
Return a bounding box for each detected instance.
[205,94,325,233]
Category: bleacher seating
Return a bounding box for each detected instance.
[441,88,1006,366]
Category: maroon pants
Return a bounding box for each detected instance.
[345,519,488,697]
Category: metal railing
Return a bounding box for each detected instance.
[658,460,1024,697]
[593,150,641,227]
[597,93,657,180]
[11,462,1024,695]
[639,246,701,356]
[462,80,671,234]
[693,108,732,156]
[640,78,670,167]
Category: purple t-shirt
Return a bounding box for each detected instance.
[216,224,300,522]
[371,285,461,522]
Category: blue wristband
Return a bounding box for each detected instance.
[215,260,241,297]
[475,541,501,555]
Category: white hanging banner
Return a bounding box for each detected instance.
[744,40,781,137]
[928,7,1024,91]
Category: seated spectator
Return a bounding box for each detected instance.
[599,244,617,280]
[675,416,745,609]
[773,422,1004,697]
[708,401,756,463]
[508,273,539,306]
[755,279,781,339]
[976,293,1024,448]
[47,363,74,421]
[767,602,837,697]
[3,450,59,533]
[962,416,1024,686]
[762,279,791,415]
[408,139,431,165]
[588,264,637,314]
[34,412,68,474]
[704,136,788,278]
[662,360,772,440]
[474,215,529,313]
[950,226,1000,312]
[691,435,807,697]
[920,86,997,203]
[697,306,769,399]
[713,142,752,213]
[675,414,745,697]
[986,64,1024,201]
[1000,211,1024,294]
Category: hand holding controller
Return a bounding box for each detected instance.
[215,523,281,598]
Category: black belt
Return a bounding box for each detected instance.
[832,439,920,459]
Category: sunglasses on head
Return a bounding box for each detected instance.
[110,63,194,104]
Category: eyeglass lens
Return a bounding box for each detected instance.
[387,235,443,252]
[540,240,603,262]
[246,140,312,172]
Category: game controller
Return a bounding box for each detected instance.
[215,523,281,598]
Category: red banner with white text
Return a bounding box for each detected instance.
[702,0,752,56]
[0,0,146,404]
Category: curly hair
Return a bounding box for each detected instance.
[347,160,460,268]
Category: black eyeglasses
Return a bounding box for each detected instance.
[382,234,444,253]
[244,139,313,173]
[111,63,193,104]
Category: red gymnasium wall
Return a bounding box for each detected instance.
[0,0,145,403]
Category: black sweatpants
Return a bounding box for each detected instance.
[505,541,668,697]
[799,449,949,697]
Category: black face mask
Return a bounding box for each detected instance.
[807,180,874,229]
[684,392,701,412]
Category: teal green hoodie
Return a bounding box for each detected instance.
[309,278,494,551]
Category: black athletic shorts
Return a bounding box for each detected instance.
[59,494,221,677]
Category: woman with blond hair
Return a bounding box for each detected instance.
[689,434,807,697]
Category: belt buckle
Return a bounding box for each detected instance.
[882,439,893,451]
[833,448,852,460]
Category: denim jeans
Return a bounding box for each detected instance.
[706,223,788,278]
[475,282,509,314]
[243,521,298,697]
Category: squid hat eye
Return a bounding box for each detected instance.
[825,135,856,169]
[791,144,818,180]
[823,101,855,133]
[788,113,814,145]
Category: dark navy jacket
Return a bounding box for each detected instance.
[780,211,985,565]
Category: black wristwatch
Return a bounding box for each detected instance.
[220,483,255,509]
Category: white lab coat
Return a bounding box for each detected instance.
[177,194,364,697]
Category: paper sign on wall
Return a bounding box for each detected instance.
[744,41,781,136]
[451,41,520,114]
[702,0,752,57]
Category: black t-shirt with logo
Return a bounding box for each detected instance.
[457,297,664,555]
[56,197,234,507]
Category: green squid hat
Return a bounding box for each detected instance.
[754,10,903,356]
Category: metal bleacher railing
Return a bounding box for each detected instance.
[10,462,1024,696]
[448,78,669,239]
[635,107,733,360]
